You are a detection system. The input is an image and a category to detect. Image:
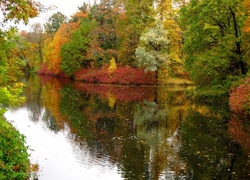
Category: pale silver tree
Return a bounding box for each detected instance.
[135,20,170,72]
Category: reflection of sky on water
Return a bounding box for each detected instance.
[5,107,122,180]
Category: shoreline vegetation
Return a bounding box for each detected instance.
[0,117,30,179]
[38,63,194,86]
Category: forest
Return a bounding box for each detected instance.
[0,0,250,178]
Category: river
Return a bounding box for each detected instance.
[4,75,250,180]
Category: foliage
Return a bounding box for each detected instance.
[179,0,248,90]
[0,0,42,179]
[88,1,120,64]
[118,0,155,65]
[0,118,29,180]
[135,20,170,72]
[44,12,67,34]
[157,0,184,77]
[74,66,156,85]
[45,22,79,75]
[15,0,186,84]
[229,77,250,114]
[60,18,97,76]
[0,0,41,24]
[0,29,26,116]
[108,57,117,72]
[37,63,57,76]
[243,0,250,70]
[20,23,45,72]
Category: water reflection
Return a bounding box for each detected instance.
[4,75,250,179]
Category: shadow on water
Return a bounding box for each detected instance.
[5,75,250,179]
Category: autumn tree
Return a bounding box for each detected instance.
[88,0,121,65]
[155,0,184,77]
[180,0,248,90]
[44,22,78,75]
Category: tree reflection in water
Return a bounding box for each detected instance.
[12,75,249,179]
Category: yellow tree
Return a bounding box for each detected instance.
[156,0,184,79]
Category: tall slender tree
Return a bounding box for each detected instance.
[44,12,67,34]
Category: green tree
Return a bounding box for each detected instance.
[60,18,97,75]
[44,12,67,34]
[180,0,248,90]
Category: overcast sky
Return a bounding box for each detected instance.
[18,0,98,31]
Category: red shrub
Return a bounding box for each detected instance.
[229,77,250,114]
[38,63,71,78]
[111,67,156,85]
[74,66,156,85]
[38,63,58,77]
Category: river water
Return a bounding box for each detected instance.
[4,75,250,180]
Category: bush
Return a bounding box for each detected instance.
[74,66,156,85]
[0,118,30,179]
[229,77,250,114]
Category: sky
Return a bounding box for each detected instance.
[17,0,98,31]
